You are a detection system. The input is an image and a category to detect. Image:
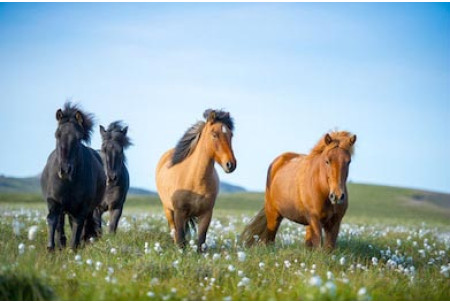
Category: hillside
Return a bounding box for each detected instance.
[0,175,246,195]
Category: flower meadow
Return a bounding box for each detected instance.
[0,188,449,300]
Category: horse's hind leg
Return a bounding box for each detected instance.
[265,202,282,244]
[197,211,213,253]
[163,207,176,241]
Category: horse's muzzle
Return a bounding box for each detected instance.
[223,161,236,173]
[329,192,345,205]
[58,164,73,181]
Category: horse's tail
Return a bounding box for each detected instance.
[241,208,270,247]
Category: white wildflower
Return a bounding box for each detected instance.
[237,277,250,287]
[28,225,38,240]
[309,275,322,287]
[237,251,246,262]
[18,243,25,254]
[326,271,334,280]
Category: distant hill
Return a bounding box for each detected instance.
[219,181,246,193]
[0,175,246,195]
[0,176,41,193]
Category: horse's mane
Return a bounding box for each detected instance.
[58,102,95,144]
[309,131,355,157]
[171,120,206,166]
[171,109,234,166]
[102,121,132,149]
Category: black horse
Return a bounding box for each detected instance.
[40,102,106,250]
[93,121,131,234]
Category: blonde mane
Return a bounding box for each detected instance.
[309,131,355,157]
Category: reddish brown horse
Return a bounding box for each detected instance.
[156,109,237,251]
[242,131,356,250]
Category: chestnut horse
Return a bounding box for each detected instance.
[242,131,356,250]
[155,109,237,251]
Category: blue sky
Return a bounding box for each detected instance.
[0,3,449,193]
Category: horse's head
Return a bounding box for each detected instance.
[322,132,357,205]
[203,109,237,173]
[54,103,93,181]
[100,121,131,185]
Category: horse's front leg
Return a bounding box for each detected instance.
[108,207,123,234]
[174,209,188,249]
[197,211,213,253]
[324,217,342,251]
[55,212,66,249]
[305,217,322,248]
[69,214,86,250]
[46,199,62,252]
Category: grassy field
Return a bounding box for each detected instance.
[0,183,449,300]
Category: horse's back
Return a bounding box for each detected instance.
[266,152,304,189]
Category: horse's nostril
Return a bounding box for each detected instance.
[340,193,345,201]
[329,193,336,201]
[226,162,232,170]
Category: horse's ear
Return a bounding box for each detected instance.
[75,111,83,126]
[349,134,357,146]
[207,110,216,122]
[56,109,63,122]
[100,125,106,137]
[122,126,128,135]
[324,133,333,145]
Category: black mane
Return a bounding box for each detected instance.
[58,102,95,144]
[101,121,132,149]
[171,109,234,166]
[171,121,205,166]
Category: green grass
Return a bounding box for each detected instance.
[0,184,449,300]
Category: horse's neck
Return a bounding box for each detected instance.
[307,155,329,194]
[188,138,215,182]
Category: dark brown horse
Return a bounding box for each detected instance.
[93,121,131,234]
[40,102,106,250]
[155,109,237,252]
[242,131,356,250]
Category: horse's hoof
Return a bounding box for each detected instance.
[47,246,55,253]
[198,243,208,253]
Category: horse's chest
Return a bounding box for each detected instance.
[172,190,216,216]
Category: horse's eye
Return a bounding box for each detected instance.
[325,160,330,165]
[212,132,218,139]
